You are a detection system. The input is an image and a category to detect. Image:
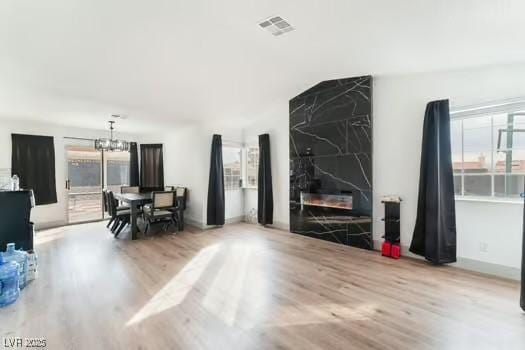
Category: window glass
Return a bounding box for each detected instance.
[462,116,491,174]
[246,147,259,188]
[452,108,525,200]
[223,146,241,190]
[105,151,130,194]
[463,175,491,196]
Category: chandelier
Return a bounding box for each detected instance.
[94,120,130,152]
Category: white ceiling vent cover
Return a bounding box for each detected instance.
[259,16,294,36]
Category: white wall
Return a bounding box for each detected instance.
[242,105,290,229]
[0,118,143,229]
[455,199,522,269]
[241,62,525,277]
[146,123,244,227]
[374,63,525,276]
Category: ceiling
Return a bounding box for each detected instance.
[1,0,524,132]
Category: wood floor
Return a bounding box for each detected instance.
[1,222,524,350]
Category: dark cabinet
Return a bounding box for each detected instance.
[0,190,34,251]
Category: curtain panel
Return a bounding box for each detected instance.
[206,134,225,226]
[140,144,164,191]
[409,99,457,264]
[11,134,57,205]
[129,142,140,187]
[257,133,273,225]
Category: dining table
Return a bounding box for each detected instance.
[113,192,152,240]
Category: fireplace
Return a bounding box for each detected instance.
[289,76,372,249]
[300,192,353,210]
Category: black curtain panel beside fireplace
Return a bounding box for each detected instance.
[207,134,225,226]
[410,99,457,264]
[289,76,373,249]
[258,133,273,225]
[11,133,57,205]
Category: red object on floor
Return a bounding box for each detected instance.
[381,242,391,257]
[391,244,401,259]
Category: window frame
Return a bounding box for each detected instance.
[452,100,525,202]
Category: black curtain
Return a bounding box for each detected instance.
[521,181,525,311]
[258,133,273,225]
[206,134,225,226]
[129,142,139,187]
[140,144,164,191]
[11,134,57,205]
[409,100,457,264]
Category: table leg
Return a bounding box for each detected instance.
[131,204,138,240]
[179,210,184,231]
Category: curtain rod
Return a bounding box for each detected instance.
[63,136,95,141]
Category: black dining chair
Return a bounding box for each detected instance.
[103,190,112,228]
[143,191,176,234]
[169,187,187,231]
[107,191,132,237]
[121,186,140,194]
[105,190,128,229]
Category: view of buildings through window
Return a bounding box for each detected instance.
[452,111,525,199]
[246,147,259,187]
[223,146,242,190]
[222,145,259,190]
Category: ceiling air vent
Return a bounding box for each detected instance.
[259,16,294,36]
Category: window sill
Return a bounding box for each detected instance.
[455,196,523,205]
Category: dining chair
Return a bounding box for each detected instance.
[103,190,114,228]
[170,187,187,230]
[121,186,140,194]
[164,186,175,191]
[108,191,132,237]
[143,191,176,234]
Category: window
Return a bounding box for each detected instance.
[105,151,130,194]
[245,147,259,188]
[223,146,242,190]
[452,108,525,200]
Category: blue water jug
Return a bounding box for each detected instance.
[0,254,20,307]
[2,243,28,289]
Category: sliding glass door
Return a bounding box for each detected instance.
[105,151,130,195]
[66,146,103,224]
[66,144,130,224]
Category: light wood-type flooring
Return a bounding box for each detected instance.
[1,222,524,349]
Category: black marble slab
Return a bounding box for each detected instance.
[289,76,373,249]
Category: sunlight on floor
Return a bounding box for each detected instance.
[126,243,221,326]
[202,242,252,327]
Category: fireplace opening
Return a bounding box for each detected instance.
[300,192,353,210]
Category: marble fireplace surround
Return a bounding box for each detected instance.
[289,76,373,249]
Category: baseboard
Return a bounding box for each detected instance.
[454,257,521,281]
[268,221,289,231]
[238,220,289,231]
[185,217,208,230]
[226,216,244,224]
[185,216,245,230]
[34,220,67,231]
[373,239,520,281]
